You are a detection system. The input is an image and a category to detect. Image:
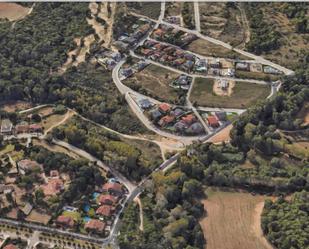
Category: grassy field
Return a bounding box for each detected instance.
[126,2,161,19]
[187,38,250,60]
[235,70,281,82]
[190,78,270,108]
[123,64,184,104]
[200,188,273,249]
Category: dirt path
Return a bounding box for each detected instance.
[200,190,273,249]
[207,124,232,144]
[133,196,144,231]
[44,110,74,135]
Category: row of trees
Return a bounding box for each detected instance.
[52,116,162,181]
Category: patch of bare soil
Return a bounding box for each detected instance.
[200,190,274,249]
[26,210,51,225]
[207,124,232,143]
[213,80,235,96]
[133,197,144,231]
[296,102,309,126]
[0,3,30,21]
[2,101,32,113]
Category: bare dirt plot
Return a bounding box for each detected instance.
[26,210,51,225]
[0,3,30,21]
[199,2,246,47]
[190,78,270,108]
[200,189,274,249]
[123,64,183,104]
[187,38,250,60]
[1,101,32,113]
[296,102,309,125]
[41,110,74,134]
[207,124,232,143]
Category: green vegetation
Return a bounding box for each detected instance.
[245,3,281,54]
[125,2,161,19]
[182,2,195,29]
[281,3,309,34]
[119,170,205,249]
[52,116,162,181]
[261,191,309,249]
[235,70,281,82]
[191,78,270,109]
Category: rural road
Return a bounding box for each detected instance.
[194,2,201,32]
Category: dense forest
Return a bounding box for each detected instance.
[0,3,147,134]
[262,191,309,249]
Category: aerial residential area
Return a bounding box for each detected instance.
[0,2,308,249]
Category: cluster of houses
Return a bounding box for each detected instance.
[95,49,122,71]
[235,62,282,75]
[151,24,197,47]
[0,119,42,136]
[138,101,205,135]
[114,18,153,51]
[119,60,149,79]
[136,39,237,77]
[56,181,126,236]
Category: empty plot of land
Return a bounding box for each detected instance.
[1,101,32,112]
[26,210,51,225]
[190,78,270,108]
[0,3,30,21]
[124,64,183,104]
[296,102,309,125]
[187,38,249,60]
[199,2,246,47]
[207,124,232,143]
[200,189,273,249]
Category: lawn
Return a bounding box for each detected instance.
[187,38,250,60]
[190,77,270,108]
[62,210,82,222]
[200,188,273,249]
[235,70,281,82]
[123,64,185,105]
[0,144,14,156]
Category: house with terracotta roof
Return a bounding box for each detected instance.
[29,124,43,133]
[42,178,64,196]
[56,215,74,228]
[207,115,220,128]
[158,115,175,127]
[96,205,115,217]
[181,114,197,126]
[85,219,106,234]
[97,194,118,206]
[153,29,164,39]
[15,122,29,134]
[102,182,124,196]
[3,244,18,249]
[158,103,171,114]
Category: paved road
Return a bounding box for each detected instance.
[129,12,294,76]
[130,50,270,85]
[194,2,201,32]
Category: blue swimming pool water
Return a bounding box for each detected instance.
[83,204,90,212]
[92,192,100,199]
[83,216,91,222]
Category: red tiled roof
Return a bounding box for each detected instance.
[3,245,18,249]
[181,114,196,125]
[158,103,171,113]
[102,182,123,193]
[15,124,29,133]
[56,215,74,227]
[207,115,219,127]
[85,219,105,232]
[96,205,115,217]
[29,124,42,130]
[97,194,117,205]
[153,29,164,37]
[42,178,64,196]
[159,115,175,126]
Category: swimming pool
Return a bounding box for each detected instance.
[83,204,90,212]
[92,192,100,199]
[83,216,91,223]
